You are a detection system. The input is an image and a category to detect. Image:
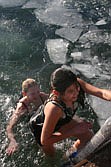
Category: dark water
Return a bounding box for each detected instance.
[0,0,111,167]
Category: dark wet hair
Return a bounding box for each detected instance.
[50,67,85,108]
[50,68,77,93]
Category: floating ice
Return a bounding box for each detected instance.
[95,19,107,26]
[79,30,111,45]
[89,95,111,126]
[46,39,69,64]
[34,2,83,27]
[56,27,83,43]
[71,63,100,79]
[0,0,26,7]
[22,0,50,9]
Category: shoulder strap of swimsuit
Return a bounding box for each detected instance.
[44,94,66,111]
[40,95,44,104]
[51,100,65,111]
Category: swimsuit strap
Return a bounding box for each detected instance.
[40,95,44,104]
[50,100,65,111]
[45,94,77,119]
[45,94,66,111]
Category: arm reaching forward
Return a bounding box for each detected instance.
[77,78,111,101]
[6,102,26,155]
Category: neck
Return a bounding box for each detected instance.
[63,100,74,109]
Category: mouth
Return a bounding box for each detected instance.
[72,96,77,101]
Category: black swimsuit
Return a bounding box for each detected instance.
[29,94,77,146]
[18,96,45,145]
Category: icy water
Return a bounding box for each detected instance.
[0,0,111,167]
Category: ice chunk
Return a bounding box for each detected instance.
[95,19,107,26]
[71,63,100,78]
[34,4,83,27]
[79,30,111,45]
[55,27,83,43]
[71,52,83,61]
[0,0,26,8]
[89,95,111,126]
[46,39,69,64]
[22,0,50,9]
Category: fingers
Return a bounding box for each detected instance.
[6,146,17,155]
[6,148,14,155]
[6,143,18,156]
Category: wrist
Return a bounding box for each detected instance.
[10,138,16,143]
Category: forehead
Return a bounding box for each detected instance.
[28,85,40,92]
[66,83,78,91]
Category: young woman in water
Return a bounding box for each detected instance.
[6,78,48,155]
[30,67,111,157]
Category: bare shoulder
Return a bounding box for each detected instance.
[44,101,63,117]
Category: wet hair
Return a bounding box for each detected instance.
[13,78,38,108]
[50,68,77,93]
[50,67,85,108]
[22,78,38,92]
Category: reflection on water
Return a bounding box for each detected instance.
[0,0,111,166]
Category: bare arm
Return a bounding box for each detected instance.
[41,103,67,146]
[77,78,111,101]
[41,103,79,156]
[6,102,26,155]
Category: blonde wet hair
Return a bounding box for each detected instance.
[22,78,38,92]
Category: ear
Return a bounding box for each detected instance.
[77,86,80,91]
[22,91,26,97]
[52,90,59,96]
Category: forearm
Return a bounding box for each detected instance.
[6,124,19,155]
[6,125,16,142]
[41,131,69,146]
[6,112,20,143]
[6,104,25,155]
[41,132,64,157]
[77,78,111,100]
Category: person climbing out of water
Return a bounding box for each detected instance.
[6,78,48,155]
[29,67,111,157]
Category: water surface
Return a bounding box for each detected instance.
[0,0,111,166]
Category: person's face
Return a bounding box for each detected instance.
[61,83,80,103]
[24,85,40,102]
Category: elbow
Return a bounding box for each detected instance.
[41,136,51,146]
[41,138,48,146]
[40,130,51,146]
